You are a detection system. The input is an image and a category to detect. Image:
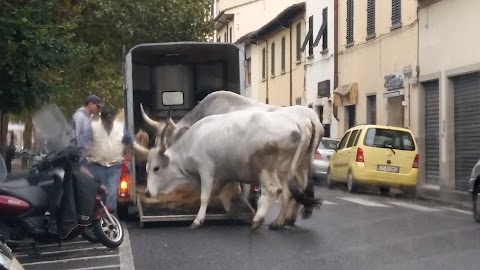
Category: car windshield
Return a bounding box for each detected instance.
[363,128,415,151]
[319,138,339,150]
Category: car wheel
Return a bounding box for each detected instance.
[326,170,334,189]
[347,172,357,193]
[379,187,390,197]
[473,184,480,223]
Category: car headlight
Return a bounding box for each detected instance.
[0,253,12,269]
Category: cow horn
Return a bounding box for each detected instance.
[133,140,149,158]
[140,103,164,132]
[166,105,176,128]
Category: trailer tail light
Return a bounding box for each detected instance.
[314,150,322,160]
[356,148,364,163]
[119,162,130,197]
[251,184,260,194]
[412,154,419,168]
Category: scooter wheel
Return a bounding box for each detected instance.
[93,214,124,249]
[81,225,99,243]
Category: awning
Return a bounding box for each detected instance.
[214,11,234,31]
[333,82,358,107]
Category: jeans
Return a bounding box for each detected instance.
[88,163,122,212]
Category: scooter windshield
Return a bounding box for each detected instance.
[32,104,75,153]
[0,155,6,182]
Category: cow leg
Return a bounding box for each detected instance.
[252,170,282,231]
[191,174,215,229]
[269,184,292,230]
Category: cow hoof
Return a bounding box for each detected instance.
[268,223,284,231]
[284,219,297,226]
[190,221,202,229]
[251,218,264,231]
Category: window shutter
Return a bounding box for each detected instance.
[367,0,375,36]
[322,7,328,50]
[271,42,275,76]
[296,23,301,61]
[308,15,314,56]
[392,0,401,25]
[281,36,286,72]
[262,48,266,79]
[346,0,354,44]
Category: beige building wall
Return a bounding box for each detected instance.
[214,0,304,43]
[337,0,419,136]
[256,16,306,106]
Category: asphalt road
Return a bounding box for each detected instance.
[127,186,480,270]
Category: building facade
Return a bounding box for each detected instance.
[213,0,304,44]
[246,4,306,107]
[335,0,420,137]
[418,0,480,192]
[303,0,338,138]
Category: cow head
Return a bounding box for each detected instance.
[133,123,187,197]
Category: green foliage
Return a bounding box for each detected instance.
[0,0,214,117]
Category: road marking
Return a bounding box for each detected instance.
[15,246,110,258]
[389,201,443,212]
[337,197,390,207]
[322,200,337,205]
[21,254,119,266]
[13,239,91,252]
[120,223,135,270]
[440,206,471,215]
[68,265,121,270]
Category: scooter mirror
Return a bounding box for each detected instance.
[0,154,7,182]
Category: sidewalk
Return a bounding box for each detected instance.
[417,186,472,211]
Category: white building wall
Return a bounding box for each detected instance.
[305,0,338,138]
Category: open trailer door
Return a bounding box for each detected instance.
[123,42,260,227]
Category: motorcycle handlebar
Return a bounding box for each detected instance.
[32,146,83,171]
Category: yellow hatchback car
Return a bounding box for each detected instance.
[326,124,418,197]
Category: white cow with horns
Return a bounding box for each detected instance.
[138,90,325,226]
[133,109,323,230]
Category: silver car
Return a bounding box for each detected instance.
[312,137,340,179]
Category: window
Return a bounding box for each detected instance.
[246,58,251,86]
[346,129,360,148]
[363,128,415,151]
[300,16,314,57]
[271,42,275,76]
[367,94,377,124]
[281,36,286,72]
[346,0,354,45]
[224,32,227,43]
[313,7,328,51]
[392,0,401,27]
[229,26,232,42]
[367,0,375,38]
[262,48,266,80]
[337,131,351,150]
[296,22,302,61]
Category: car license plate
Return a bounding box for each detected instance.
[377,165,399,173]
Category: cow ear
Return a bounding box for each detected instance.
[177,127,189,138]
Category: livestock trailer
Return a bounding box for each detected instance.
[119,42,260,227]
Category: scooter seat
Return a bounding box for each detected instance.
[0,181,49,211]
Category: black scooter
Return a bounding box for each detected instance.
[0,145,124,252]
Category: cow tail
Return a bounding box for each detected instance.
[288,122,322,220]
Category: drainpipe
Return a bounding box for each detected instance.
[333,0,338,90]
[289,23,293,106]
[265,39,269,104]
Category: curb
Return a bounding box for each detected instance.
[416,194,472,212]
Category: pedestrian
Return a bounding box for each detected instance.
[87,106,132,213]
[5,132,15,173]
[72,95,103,162]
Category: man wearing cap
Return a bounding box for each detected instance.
[72,95,103,160]
[87,106,132,213]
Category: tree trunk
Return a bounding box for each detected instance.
[0,111,9,158]
[21,112,33,169]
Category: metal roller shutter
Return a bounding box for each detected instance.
[424,80,440,185]
[454,72,480,191]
